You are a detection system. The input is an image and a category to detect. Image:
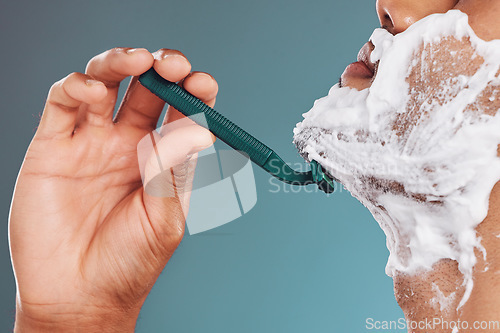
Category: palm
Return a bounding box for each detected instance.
[13,108,170,309]
[9,48,217,315]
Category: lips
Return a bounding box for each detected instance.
[340,41,376,86]
[343,61,374,78]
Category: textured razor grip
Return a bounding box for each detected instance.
[139,68,272,166]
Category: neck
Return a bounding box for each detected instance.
[392,182,500,332]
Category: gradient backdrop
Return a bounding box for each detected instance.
[0,0,406,331]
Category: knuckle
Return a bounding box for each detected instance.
[85,55,99,73]
[110,47,127,55]
[106,47,128,63]
[66,71,82,82]
[86,48,125,72]
[49,72,78,94]
[50,77,65,91]
[169,219,185,245]
[48,81,62,98]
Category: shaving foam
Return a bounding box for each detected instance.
[294,10,500,308]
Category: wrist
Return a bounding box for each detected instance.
[14,300,141,333]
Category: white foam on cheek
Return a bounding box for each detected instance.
[294,10,500,309]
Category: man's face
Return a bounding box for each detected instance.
[341,0,500,91]
[293,0,500,295]
[325,0,500,316]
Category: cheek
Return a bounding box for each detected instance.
[397,37,483,139]
[454,0,500,41]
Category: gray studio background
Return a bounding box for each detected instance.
[0,0,406,332]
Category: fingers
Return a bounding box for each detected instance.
[83,47,154,127]
[153,49,193,82]
[114,49,191,130]
[37,72,107,139]
[163,71,219,125]
[39,47,219,141]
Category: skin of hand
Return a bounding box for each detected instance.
[9,47,218,332]
[341,0,500,331]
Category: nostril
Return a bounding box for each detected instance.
[377,0,458,35]
[381,11,395,33]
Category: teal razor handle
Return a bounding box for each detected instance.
[138,68,335,194]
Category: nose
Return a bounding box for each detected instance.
[376,0,459,35]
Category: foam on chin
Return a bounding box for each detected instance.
[294,10,500,308]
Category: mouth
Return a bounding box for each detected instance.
[340,41,376,88]
[357,41,376,75]
[343,61,373,78]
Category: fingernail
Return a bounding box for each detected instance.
[160,52,185,61]
[162,53,179,60]
[194,72,213,80]
[152,51,162,61]
[85,79,102,86]
[152,49,183,60]
[126,48,138,54]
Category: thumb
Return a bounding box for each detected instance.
[139,122,214,238]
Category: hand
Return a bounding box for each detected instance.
[9,47,218,332]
